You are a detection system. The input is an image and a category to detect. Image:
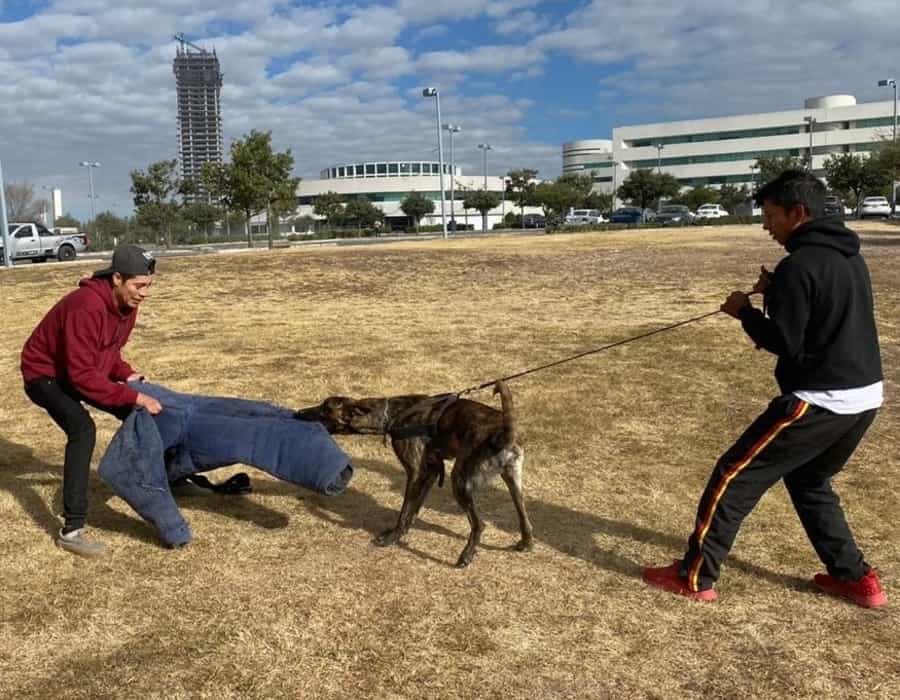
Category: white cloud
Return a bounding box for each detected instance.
[418,44,544,74]
[394,0,492,24]
[494,10,548,37]
[270,61,349,93]
[5,0,894,221]
[338,46,413,79]
[394,0,542,24]
[535,0,900,121]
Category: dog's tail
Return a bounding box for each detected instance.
[492,380,516,447]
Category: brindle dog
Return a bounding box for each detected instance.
[294,382,533,567]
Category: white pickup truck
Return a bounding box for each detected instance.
[1,222,88,263]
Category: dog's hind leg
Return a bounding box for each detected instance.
[375,449,442,547]
[450,455,487,568]
[500,446,533,552]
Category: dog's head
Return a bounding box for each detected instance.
[293,397,387,434]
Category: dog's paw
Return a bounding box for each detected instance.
[374,529,399,547]
[513,538,534,552]
[455,551,475,568]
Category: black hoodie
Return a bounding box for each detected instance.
[738,217,883,395]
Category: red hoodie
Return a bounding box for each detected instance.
[21,276,140,407]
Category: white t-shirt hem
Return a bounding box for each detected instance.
[793,381,883,415]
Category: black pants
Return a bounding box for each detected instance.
[681,395,876,591]
[24,378,132,533]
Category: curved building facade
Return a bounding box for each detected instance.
[319,161,459,179]
[562,139,614,186]
[291,163,540,231]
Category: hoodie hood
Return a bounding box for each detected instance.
[78,276,133,318]
[786,216,860,257]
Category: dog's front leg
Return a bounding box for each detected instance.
[375,447,441,546]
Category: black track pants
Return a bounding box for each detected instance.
[680,395,876,591]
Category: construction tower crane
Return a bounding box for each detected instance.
[174,33,212,54]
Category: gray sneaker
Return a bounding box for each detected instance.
[56,528,107,558]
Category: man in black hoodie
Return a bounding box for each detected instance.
[643,170,886,608]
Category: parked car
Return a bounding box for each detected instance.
[695,203,729,220]
[1,222,88,264]
[564,208,606,225]
[522,213,546,229]
[609,207,653,224]
[655,205,695,226]
[859,196,891,218]
[823,195,845,220]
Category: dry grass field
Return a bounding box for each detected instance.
[1,223,898,699]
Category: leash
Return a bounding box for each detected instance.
[456,307,732,396]
[383,295,759,449]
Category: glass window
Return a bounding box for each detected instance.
[377,163,387,175]
[411,163,421,174]
[854,117,895,129]
[625,147,804,169]
[627,124,805,148]
[366,164,376,175]
[399,162,410,174]
[388,163,398,175]
[338,167,345,177]
[15,226,34,238]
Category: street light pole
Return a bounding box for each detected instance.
[655,143,663,173]
[79,160,100,240]
[476,143,492,231]
[444,124,461,230]
[476,143,492,189]
[612,161,618,210]
[803,116,816,171]
[878,78,898,216]
[422,88,448,238]
[1,159,12,268]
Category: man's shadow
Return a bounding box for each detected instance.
[0,437,289,547]
[300,450,811,590]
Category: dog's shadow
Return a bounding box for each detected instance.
[0,437,289,548]
[0,435,810,589]
[300,450,810,589]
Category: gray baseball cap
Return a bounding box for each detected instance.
[93,244,156,277]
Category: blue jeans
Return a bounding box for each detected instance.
[99,382,352,545]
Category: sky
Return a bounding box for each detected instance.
[1,0,898,220]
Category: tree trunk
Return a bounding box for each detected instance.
[245,213,252,248]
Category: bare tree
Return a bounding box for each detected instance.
[4,182,47,221]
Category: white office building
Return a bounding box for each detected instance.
[566,94,898,192]
[292,160,537,232]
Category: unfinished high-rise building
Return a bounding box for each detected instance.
[173,34,223,201]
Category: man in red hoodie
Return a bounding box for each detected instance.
[21,244,163,557]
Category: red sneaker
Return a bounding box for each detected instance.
[814,570,887,608]
[642,561,717,602]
